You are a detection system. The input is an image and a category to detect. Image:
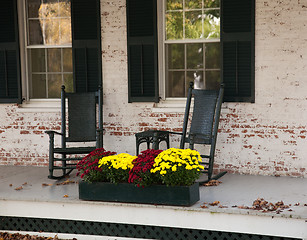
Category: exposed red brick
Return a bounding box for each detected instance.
[20,130,30,134]
[158,118,167,122]
[138,122,149,127]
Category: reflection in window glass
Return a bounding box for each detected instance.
[30,49,45,72]
[26,0,72,99]
[165,0,220,97]
[185,11,202,39]
[166,0,183,10]
[31,74,46,98]
[167,71,185,97]
[48,74,62,98]
[187,43,203,69]
[166,12,183,40]
[185,0,202,9]
[165,0,220,40]
[205,42,220,69]
[167,44,184,69]
[47,48,61,72]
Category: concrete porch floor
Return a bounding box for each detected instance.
[0,165,306,239]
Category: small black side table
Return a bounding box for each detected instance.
[135,130,170,155]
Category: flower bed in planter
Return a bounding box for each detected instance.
[77,148,203,206]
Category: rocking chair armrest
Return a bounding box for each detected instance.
[45,130,63,136]
[168,131,183,135]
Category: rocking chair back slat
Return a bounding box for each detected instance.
[189,89,219,145]
[66,92,97,142]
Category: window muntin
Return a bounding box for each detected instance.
[165,0,220,98]
[26,0,72,99]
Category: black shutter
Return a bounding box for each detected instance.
[127,0,159,103]
[0,0,21,103]
[221,0,255,102]
[71,0,102,93]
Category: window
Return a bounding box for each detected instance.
[164,0,220,98]
[126,0,255,103]
[26,0,73,99]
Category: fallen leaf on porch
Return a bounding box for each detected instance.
[56,179,77,185]
[22,182,28,185]
[218,205,228,208]
[288,209,293,211]
[200,204,208,208]
[9,184,12,187]
[238,205,250,209]
[304,204,307,206]
[0,232,75,239]
[294,203,300,206]
[203,180,222,186]
[275,210,282,214]
[42,183,53,187]
[63,195,69,198]
[14,186,23,191]
[209,201,220,206]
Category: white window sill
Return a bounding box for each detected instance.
[17,99,61,113]
[153,98,187,113]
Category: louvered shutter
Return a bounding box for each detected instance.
[71,0,102,93]
[0,0,21,103]
[221,0,255,102]
[127,0,159,102]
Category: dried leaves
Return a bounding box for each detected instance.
[11,179,77,191]
[203,180,222,187]
[41,179,77,187]
[0,232,76,240]
[200,197,306,214]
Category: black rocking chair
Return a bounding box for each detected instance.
[46,85,103,179]
[135,82,226,183]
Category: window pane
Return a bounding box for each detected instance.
[187,71,204,89]
[204,0,219,8]
[185,0,202,9]
[187,43,203,69]
[42,0,59,17]
[47,48,61,72]
[205,70,220,90]
[45,19,60,45]
[64,74,73,92]
[59,0,71,17]
[31,74,46,98]
[205,42,220,69]
[59,18,72,44]
[167,71,185,97]
[166,0,183,10]
[29,20,43,45]
[63,48,72,72]
[30,49,45,72]
[203,10,220,39]
[166,12,183,40]
[167,44,184,69]
[27,0,41,18]
[48,74,62,98]
[185,11,202,39]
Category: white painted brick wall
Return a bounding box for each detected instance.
[0,0,306,178]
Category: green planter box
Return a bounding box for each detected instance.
[79,181,200,206]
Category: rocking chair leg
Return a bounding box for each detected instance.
[48,134,55,179]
